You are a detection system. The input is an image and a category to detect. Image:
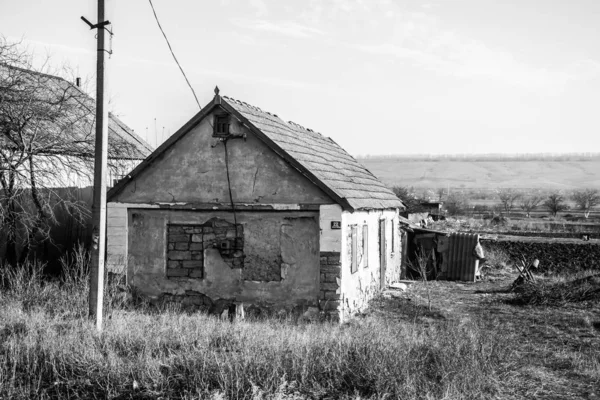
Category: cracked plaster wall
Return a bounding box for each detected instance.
[127,209,320,308]
[111,111,332,206]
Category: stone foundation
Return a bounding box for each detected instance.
[319,251,342,321]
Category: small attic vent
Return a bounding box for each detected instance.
[213,114,231,137]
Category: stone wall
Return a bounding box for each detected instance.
[319,251,341,321]
[166,218,244,279]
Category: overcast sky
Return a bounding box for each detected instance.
[1,0,599,155]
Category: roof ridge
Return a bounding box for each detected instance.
[222,94,402,210]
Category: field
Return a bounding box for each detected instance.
[1,255,600,399]
[357,159,600,190]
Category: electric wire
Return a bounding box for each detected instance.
[223,139,238,227]
[148,0,201,111]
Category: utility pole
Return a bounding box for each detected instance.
[82,0,111,331]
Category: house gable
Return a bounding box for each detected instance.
[110,108,333,205]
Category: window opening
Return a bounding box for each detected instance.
[351,225,358,273]
[362,224,368,268]
[213,114,231,137]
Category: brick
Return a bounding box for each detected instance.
[168,234,188,243]
[189,270,204,279]
[320,265,341,274]
[319,300,341,311]
[168,251,191,261]
[226,230,236,238]
[325,273,340,282]
[328,255,341,265]
[175,242,189,250]
[320,282,339,291]
[182,260,202,269]
[320,273,326,282]
[320,251,341,257]
[214,227,227,235]
[191,252,203,260]
[167,260,180,269]
[190,243,203,251]
[203,227,214,233]
[191,234,203,243]
[166,268,189,277]
[320,257,328,264]
[323,291,341,300]
[168,226,185,234]
[168,243,175,250]
[203,233,216,241]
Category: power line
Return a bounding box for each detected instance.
[148,0,201,111]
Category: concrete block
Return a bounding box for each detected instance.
[203,233,216,241]
[168,234,188,243]
[167,260,180,269]
[320,265,341,274]
[319,300,341,311]
[190,243,203,251]
[226,230,236,238]
[166,268,189,277]
[175,242,189,250]
[323,291,340,300]
[168,251,191,260]
[189,270,203,279]
[191,234,203,243]
[182,260,202,269]
[168,226,185,234]
[320,282,339,291]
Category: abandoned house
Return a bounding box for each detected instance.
[106,88,407,321]
[0,64,152,263]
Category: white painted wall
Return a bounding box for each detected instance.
[340,208,403,318]
[319,204,343,252]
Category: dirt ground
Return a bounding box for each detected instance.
[372,268,600,399]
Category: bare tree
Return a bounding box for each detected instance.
[543,192,568,217]
[1,38,138,264]
[445,191,468,216]
[496,188,521,215]
[572,189,600,219]
[392,186,420,210]
[436,187,445,202]
[519,193,544,218]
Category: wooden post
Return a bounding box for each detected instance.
[88,0,109,330]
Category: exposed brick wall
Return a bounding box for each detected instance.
[319,251,341,321]
[166,218,244,278]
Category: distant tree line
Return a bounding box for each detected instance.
[393,185,600,219]
[358,153,600,162]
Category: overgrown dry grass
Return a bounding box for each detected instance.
[2,248,599,399]
[511,272,600,306]
[0,254,513,399]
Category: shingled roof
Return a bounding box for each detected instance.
[108,90,404,211]
[0,63,153,159]
[222,96,403,210]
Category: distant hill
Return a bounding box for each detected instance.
[357,159,600,190]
